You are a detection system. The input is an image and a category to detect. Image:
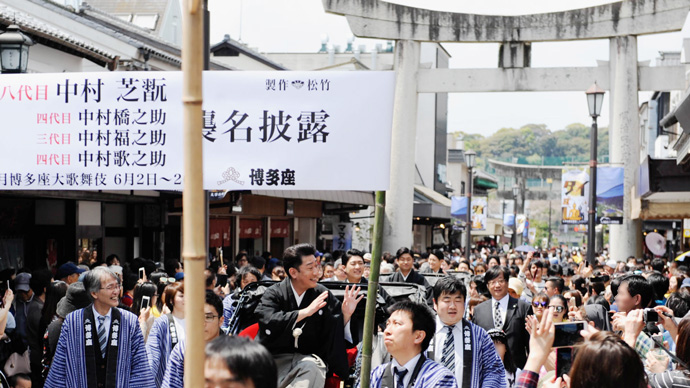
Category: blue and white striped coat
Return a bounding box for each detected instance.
[368,358,458,388]
[147,315,179,388]
[161,340,185,388]
[431,321,507,388]
[44,307,152,388]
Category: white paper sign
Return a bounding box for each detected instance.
[0,71,394,190]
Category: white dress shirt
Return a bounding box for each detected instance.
[391,353,422,388]
[92,305,112,336]
[492,293,510,327]
[433,316,464,381]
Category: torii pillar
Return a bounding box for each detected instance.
[609,36,642,260]
[384,40,420,252]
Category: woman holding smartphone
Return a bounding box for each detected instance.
[132,281,158,340]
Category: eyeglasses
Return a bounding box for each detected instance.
[488,279,506,287]
[549,305,565,313]
[204,314,219,323]
[532,301,548,308]
[101,284,121,291]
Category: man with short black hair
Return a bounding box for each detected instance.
[342,248,394,345]
[431,277,505,388]
[472,266,532,368]
[615,274,653,313]
[389,247,430,287]
[364,300,457,388]
[45,267,152,388]
[161,291,224,388]
[256,243,363,388]
[544,277,564,298]
[422,250,445,274]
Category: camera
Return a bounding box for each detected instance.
[643,308,659,323]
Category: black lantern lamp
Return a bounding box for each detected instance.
[585,82,605,265]
[0,25,34,74]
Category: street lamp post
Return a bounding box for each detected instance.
[464,151,476,259]
[547,178,553,249]
[0,25,34,74]
[512,185,519,249]
[585,82,605,266]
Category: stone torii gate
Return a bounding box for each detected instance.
[323,0,690,261]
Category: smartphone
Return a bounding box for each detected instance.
[556,348,574,378]
[553,321,585,348]
[216,274,228,288]
[141,295,150,310]
[139,268,145,280]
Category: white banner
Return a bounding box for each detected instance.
[333,222,353,251]
[0,71,394,190]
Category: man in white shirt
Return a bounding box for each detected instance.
[431,276,506,388]
[472,266,533,369]
[364,300,457,388]
[45,267,152,388]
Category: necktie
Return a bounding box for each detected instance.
[494,300,503,329]
[97,315,107,358]
[394,367,408,388]
[440,325,455,372]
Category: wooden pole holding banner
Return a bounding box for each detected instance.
[182,0,205,387]
[360,190,385,388]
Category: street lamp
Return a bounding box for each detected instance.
[464,150,476,258]
[512,185,519,249]
[0,25,34,74]
[585,82,605,266]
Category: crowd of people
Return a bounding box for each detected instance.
[0,243,688,388]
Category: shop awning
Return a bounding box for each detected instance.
[251,190,374,206]
[474,170,499,190]
[413,185,451,220]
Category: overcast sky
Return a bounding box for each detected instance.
[208,0,684,136]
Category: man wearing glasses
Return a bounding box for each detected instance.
[471,266,532,368]
[45,267,152,388]
[256,243,363,388]
[161,290,224,388]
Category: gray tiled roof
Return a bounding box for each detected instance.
[0,3,118,65]
[82,0,169,15]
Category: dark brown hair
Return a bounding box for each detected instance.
[569,331,647,388]
[675,317,690,370]
[163,282,184,313]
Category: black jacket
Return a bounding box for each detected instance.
[472,295,533,369]
[255,278,349,378]
[388,269,429,287]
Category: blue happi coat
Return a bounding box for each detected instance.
[44,307,152,388]
[367,358,458,388]
[161,340,185,388]
[430,320,507,388]
[147,314,181,388]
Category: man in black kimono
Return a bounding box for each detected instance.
[388,247,430,287]
[388,247,433,305]
[342,248,394,345]
[256,243,363,388]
